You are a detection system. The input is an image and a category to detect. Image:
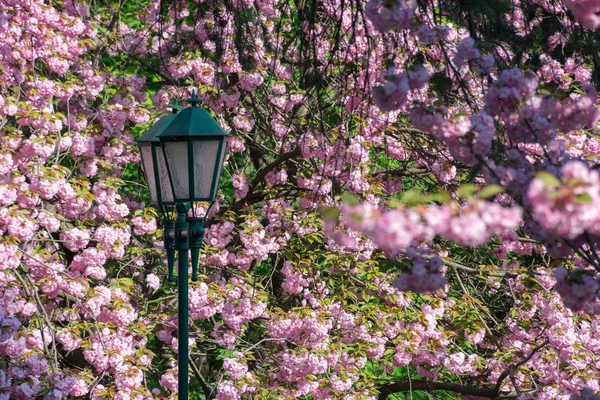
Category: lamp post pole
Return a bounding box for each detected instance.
[174,203,190,400]
[166,202,205,400]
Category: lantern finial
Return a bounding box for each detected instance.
[168,98,182,113]
[186,91,202,107]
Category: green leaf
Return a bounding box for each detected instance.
[340,192,359,205]
[478,184,504,199]
[400,189,429,206]
[430,190,451,203]
[574,193,592,203]
[317,206,340,220]
[257,262,270,276]
[536,171,561,188]
[458,183,478,199]
[116,278,134,287]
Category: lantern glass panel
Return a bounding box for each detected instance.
[192,140,220,199]
[163,141,190,200]
[155,146,175,203]
[139,143,158,203]
[211,138,228,199]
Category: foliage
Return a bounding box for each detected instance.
[1,0,600,399]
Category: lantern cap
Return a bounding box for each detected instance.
[158,105,228,139]
[167,98,183,113]
[185,91,202,107]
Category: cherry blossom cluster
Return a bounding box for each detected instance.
[392,247,447,294]
[339,198,522,254]
[373,66,430,112]
[554,267,600,313]
[453,37,496,74]
[527,161,600,240]
[280,260,309,294]
[483,68,539,117]
[572,388,600,400]
[564,0,600,30]
[365,0,416,32]
[409,108,495,165]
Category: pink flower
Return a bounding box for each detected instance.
[281,261,308,294]
[25,353,49,377]
[564,0,600,30]
[571,388,600,400]
[265,169,288,185]
[38,212,61,232]
[227,137,246,152]
[431,160,457,183]
[465,328,485,345]
[0,306,20,342]
[0,153,13,176]
[146,273,160,290]
[61,227,90,252]
[56,329,82,351]
[131,215,157,235]
[484,68,538,117]
[223,354,248,380]
[392,248,446,294]
[232,174,249,199]
[239,73,264,91]
[366,0,416,32]
[554,267,600,313]
[216,381,241,400]
[373,66,430,112]
[527,162,600,240]
[160,370,178,392]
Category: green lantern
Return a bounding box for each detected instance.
[157,93,229,203]
[135,94,229,400]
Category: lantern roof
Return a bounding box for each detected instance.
[158,93,227,139]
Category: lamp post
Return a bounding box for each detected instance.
[136,94,229,400]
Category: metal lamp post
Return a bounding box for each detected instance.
[136,94,229,400]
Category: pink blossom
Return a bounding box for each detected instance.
[527,162,600,240]
[131,215,157,235]
[56,329,82,351]
[216,381,242,400]
[0,306,20,342]
[146,273,160,290]
[366,0,415,32]
[564,0,600,30]
[232,174,249,199]
[392,248,446,294]
[373,66,430,112]
[431,160,457,183]
[223,354,248,380]
[554,267,600,313]
[239,73,264,91]
[160,370,178,392]
[484,68,538,117]
[61,227,90,252]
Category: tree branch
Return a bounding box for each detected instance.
[250,146,300,187]
[493,338,549,397]
[190,357,214,399]
[378,379,522,399]
[228,147,301,212]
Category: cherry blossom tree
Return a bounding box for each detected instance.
[2,0,600,399]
